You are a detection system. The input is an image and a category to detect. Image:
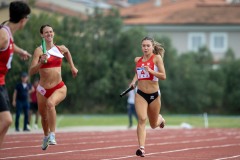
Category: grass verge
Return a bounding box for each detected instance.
[11,114,240,129]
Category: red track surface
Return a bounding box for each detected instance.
[0,128,240,160]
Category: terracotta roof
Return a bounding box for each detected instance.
[35,0,113,20]
[120,0,240,25]
[35,1,87,19]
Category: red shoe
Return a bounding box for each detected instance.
[136,148,145,157]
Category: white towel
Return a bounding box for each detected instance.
[47,46,64,58]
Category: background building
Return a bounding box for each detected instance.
[120,0,240,61]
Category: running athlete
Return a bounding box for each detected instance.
[29,24,78,150]
[130,36,166,157]
[0,1,31,148]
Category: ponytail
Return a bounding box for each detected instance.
[153,41,165,58]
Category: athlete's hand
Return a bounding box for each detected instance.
[129,82,136,89]
[144,66,152,73]
[20,50,32,60]
[40,54,48,64]
[71,66,78,78]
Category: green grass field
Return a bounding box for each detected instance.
[12,114,240,130]
[55,114,240,128]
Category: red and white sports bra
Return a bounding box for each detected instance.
[40,45,64,69]
[136,54,159,81]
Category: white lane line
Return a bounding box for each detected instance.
[101,144,240,160]
[4,133,135,144]
[213,155,240,160]
[0,135,224,151]
[4,129,232,145]
[0,139,137,150]
[0,145,136,160]
[0,137,229,159]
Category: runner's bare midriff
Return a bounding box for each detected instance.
[39,67,62,89]
[137,80,159,93]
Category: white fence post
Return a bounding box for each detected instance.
[203,112,209,128]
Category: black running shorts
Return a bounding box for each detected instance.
[0,85,10,112]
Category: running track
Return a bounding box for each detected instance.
[0,128,240,160]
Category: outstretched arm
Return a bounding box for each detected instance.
[14,44,32,60]
[59,45,78,78]
[0,29,31,60]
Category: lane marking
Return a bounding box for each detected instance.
[6,128,237,144]
[4,133,135,144]
[0,137,232,159]
[2,129,239,159]
[213,155,240,160]
[1,139,137,151]
[0,145,136,159]
[101,144,240,160]
[1,136,225,151]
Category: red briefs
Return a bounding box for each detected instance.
[37,81,65,98]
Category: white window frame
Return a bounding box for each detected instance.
[188,33,206,52]
[210,32,228,53]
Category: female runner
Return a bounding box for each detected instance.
[29,24,78,150]
[130,36,166,157]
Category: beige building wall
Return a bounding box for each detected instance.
[147,28,240,61]
[228,32,240,59]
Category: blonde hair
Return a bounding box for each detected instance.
[141,36,165,58]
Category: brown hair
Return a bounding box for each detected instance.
[141,36,165,58]
[40,24,52,34]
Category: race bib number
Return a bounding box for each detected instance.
[136,67,150,79]
[37,85,46,96]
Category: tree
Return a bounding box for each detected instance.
[8,8,239,114]
[221,54,240,114]
[162,47,214,113]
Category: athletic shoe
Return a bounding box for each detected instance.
[33,124,38,130]
[27,124,31,130]
[136,148,145,157]
[48,133,57,145]
[41,137,49,150]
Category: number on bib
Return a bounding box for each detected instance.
[137,67,150,79]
